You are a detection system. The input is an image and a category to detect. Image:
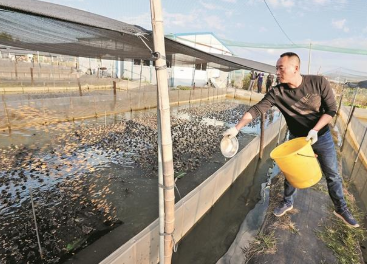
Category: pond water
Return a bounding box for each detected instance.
[0,98,281,264]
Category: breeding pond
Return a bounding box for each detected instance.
[0,99,280,264]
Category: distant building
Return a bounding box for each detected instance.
[113,32,234,88]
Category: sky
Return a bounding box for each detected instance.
[41,0,367,77]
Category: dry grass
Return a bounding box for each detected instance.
[243,231,277,263]
[243,173,300,262]
[311,181,329,195]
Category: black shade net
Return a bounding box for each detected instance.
[0,0,275,73]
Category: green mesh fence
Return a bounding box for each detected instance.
[218,39,367,56]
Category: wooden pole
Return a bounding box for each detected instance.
[333,85,345,126]
[14,58,18,80]
[113,81,117,96]
[225,73,229,102]
[200,86,203,106]
[2,94,11,133]
[150,0,175,263]
[177,88,180,106]
[138,60,143,109]
[77,73,82,96]
[142,84,146,109]
[189,89,192,106]
[30,68,34,86]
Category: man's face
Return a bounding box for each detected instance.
[276,56,298,83]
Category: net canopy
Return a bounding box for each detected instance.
[219,39,367,56]
[0,0,275,73]
[321,67,367,83]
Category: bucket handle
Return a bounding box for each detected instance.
[297,153,316,158]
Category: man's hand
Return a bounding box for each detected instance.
[223,127,239,139]
[306,129,318,145]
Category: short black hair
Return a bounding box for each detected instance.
[280,52,301,66]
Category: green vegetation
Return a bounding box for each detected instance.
[242,75,251,89]
[174,172,186,179]
[66,238,84,252]
[177,85,192,90]
[0,32,13,41]
[333,85,367,109]
[345,103,367,109]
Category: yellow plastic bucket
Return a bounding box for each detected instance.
[270,137,322,189]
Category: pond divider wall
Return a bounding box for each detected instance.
[0,86,228,130]
[101,113,286,264]
[338,105,367,168]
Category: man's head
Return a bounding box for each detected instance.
[276,52,301,84]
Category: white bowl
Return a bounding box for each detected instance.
[220,136,239,158]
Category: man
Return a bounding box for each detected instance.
[266,73,274,93]
[257,72,264,93]
[223,52,359,228]
[248,70,257,91]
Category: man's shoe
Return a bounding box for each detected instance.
[333,209,360,228]
[273,203,293,217]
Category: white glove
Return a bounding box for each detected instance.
[223,127,239,139]
[306,129,318,145]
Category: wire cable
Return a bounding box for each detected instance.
[263,0,296,46]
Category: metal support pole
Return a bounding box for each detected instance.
[340,105,356,152]
[276,113,283,146]
[259,113,265,159]
[113,81,117,110]
[307,43,312,74]
[350,126,367,180]
[29,187,43,259]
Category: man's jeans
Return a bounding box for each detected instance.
[283,130,347,211]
